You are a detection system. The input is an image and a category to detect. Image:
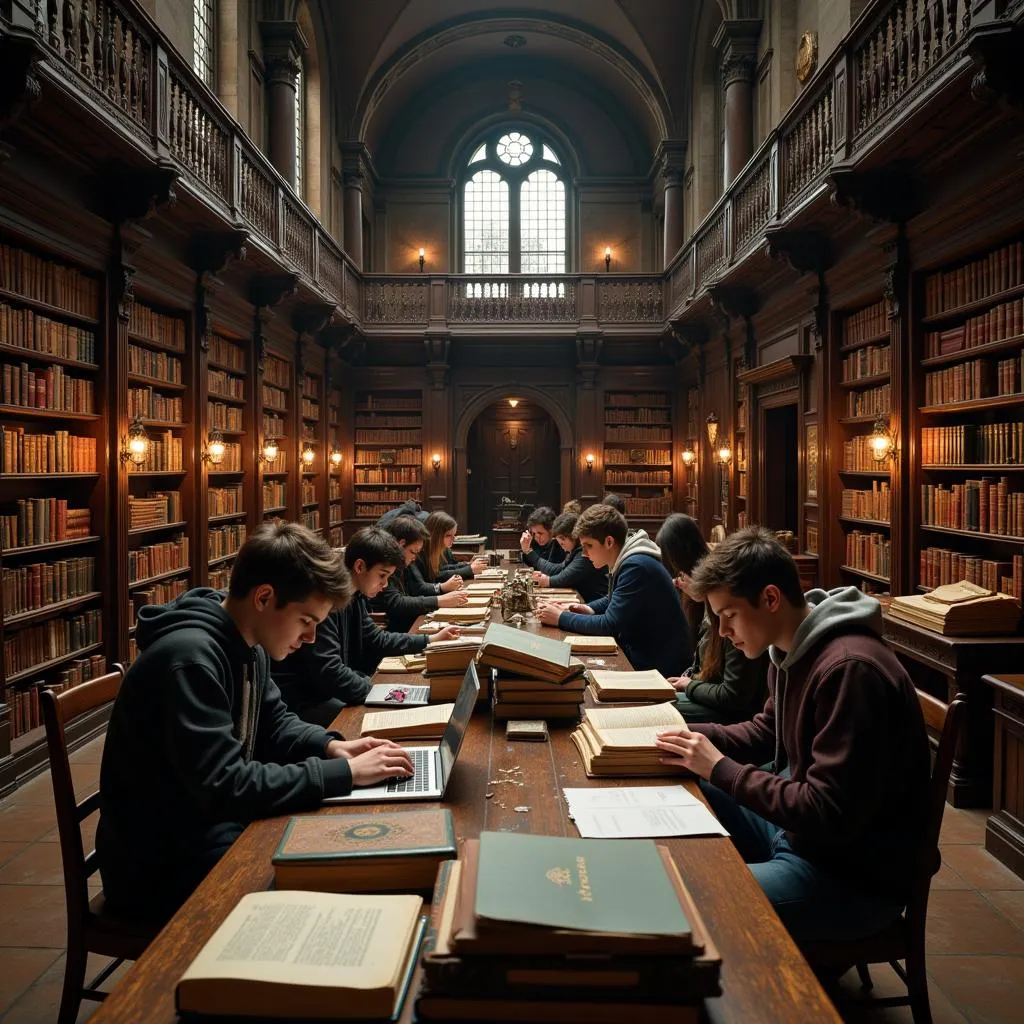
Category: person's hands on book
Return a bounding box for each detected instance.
[654,727,723,779]
[345,740,416,786]
[470,556,489,574]
[438,590,469,608]
[535,603,564,626]
[668,674,691,692]
[441,575,464,593]
[532,571,550,588]
[519,529,532,553]
[430,625,463,643]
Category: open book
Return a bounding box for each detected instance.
[361,702,454,739]
[175,890,424,1019]
[563,635,618,653]
[572,703,686,777]
[589,669,675,702]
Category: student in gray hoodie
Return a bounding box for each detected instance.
[654,526,930,943]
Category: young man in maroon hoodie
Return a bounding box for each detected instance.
[655,526,931,943]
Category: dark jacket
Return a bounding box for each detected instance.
[543,543,608,604]
[676,611,769,723]
[523,538,563,570]
[273,592,428,714]
[97,588,352,920]
[375,500,427,528]
[694,587,931,900]
[557,531,690,677]
[416,548,473,584]
[370,563,440,633]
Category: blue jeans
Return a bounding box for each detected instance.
[700,778,903,943]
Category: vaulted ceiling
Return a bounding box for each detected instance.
[317,0,702,177]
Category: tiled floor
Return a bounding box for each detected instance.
[0,735,1022,1022]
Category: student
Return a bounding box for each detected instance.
[274,527,460,725]
[601,492,627,516]
[371,515,469,633]
[537,504,690,676]
[97,522,414,922]
[520,505,562,567]
[417,511,488,585]
[531,511,608,603]
[562,498,582,516]
[656,513,768,724]
[376,498,428,528]
[654,527,931,943]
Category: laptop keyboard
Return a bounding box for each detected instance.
[386,747,433,794]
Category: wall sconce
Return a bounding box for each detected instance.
[705,412,720,450]
[418,247,425,272]
[604,247,612,272]
[585,452,595,473]
[301,443,316,468]
[717,445,733,465]
[869,415,898,462]
[203,429,226,466]
[431,452,442,473]
[329,448,343,470]
[120,416,150,466]
[681,445,697,468]
[259,437,280,465]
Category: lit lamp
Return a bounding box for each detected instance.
[869,415,897,462]
[717,445,733,465]
[418,247,425,272]
[120,416,150,466]
[431,452,442,473]
[203,429,226,466]
[705,412,720,450]
[604,247,612,272]
[329,448,343,470]
[301,443,316,468]
[681,445,697,468]
[260,437,280,465]
[585,452,595,473]
[508,398,519,408]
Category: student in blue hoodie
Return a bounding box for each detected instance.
[537,503,690,676]
[530,511,608,604]
[97,522,413,923]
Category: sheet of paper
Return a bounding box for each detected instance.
[571,804,729,839]
[562,786,700,810]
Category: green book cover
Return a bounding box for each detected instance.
[480,621,572,669]
[474,831,690,936]
[273,809,456,864]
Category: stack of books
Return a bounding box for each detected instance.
[478,622,586,721]
[589,669,676,703]
[426,604,491,625]
[889,580,1020,635]
[423,637,487,701]
[571,702,687,776]
[416,831,720,1022]
[563,634,617,653]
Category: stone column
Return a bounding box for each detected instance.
[260,20,305,186]
[343,170,364,270]
[656,141,688,269]
[714,20,761,188]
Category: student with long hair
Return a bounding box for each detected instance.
[656,513,768,724]
[416,511,488,585]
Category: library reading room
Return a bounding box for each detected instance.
[2,1,1024,1022]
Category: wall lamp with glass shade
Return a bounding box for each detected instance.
[203,429,226,466]
[301,443,316,468]
[120,416,150,466]
[259,438,280,465]
[869,415,898,462]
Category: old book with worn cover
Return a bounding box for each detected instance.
[273,809,456,893]
[175,890,425,1018]
[563,635,618,653]
[477,621,575,683]
[572,703,687,777]
[588,669,675,702]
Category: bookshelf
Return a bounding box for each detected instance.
[912,239,1024,604]
[603,391,674,525]
[0,238,111,766]
[833,298,892,595]
[299,367,323,533]
[327,384,344,546]
[734,364,748,530]
[204,332,249,590]
[353,390,423,522]
[682,387,699,519]
[260,351,293,521]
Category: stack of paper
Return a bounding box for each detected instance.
[562,787,728,839]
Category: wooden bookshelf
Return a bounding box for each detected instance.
[681,387,699,519]
[733,364,748,529]
[0,236,111,769]
[352,390,423,522]
[260,351,293,521]
[299,363,323,534]
[327,383,344,546]
[602,391,673,525]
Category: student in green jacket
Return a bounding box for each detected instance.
[656,513,768,723]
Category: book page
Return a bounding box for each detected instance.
[563,786,699,810]
[179,891,422,989]
[585,703,684,733]
[572,805,729,839]
[590,669,671,690]
[362,703,453,735]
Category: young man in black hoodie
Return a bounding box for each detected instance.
[519,505,562,566]
[530,511,608,603]
[97,522,413,923]
[273,527,460,724]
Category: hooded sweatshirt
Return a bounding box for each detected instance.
[693,587,931,899]
[541,543,609,604]
[556,530,691,676]
[97,588,353,918]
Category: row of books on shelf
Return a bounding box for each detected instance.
[301,398,320,421]
[604,448,672,465]
[605,426,671,442]
[128,344,181,383]
[624,496,673,517]
[921,422,1023,465]
[924,241,1024,317]
[329,481,342,501]
[261,385,288,411]
[300,423,317,442]
[0,500,91,550]
[262,358,290,389]
[842,342,890,381]
[356,396,419,410]
[355,430,422,444]
[208,403,242,431]
[606,392,671,406]
[842,435,888,472]
[846,385,890,418]
[128,387,182,422]
[327,526,343,545]
[262,413,285,435]
[130,576,189,612]
[211,443,242,471]
[354,503,397,518]
[301,481,317,505]
[208,370,244,399]
[208,486,243,517]
[300,509,320,530]
[0,306,97,363]
[920,548,1023,601]
[127,535,189,583]
[129,305,184,350]
[0,428,96,473]
[128,431,182,472]
[208,568,231,590]
[2,361,95,413]
[355,447,420,465]
[209,524,246,560]
[604,410,671,425]
[2,609,102,677]
[845,531,891,580]
[0,245,100,318]
[805,524,818,553]
[841,483,890,522]
[3,654,108,740]
[301,375,319,400]
[263,482,287,508]
[921,479,1024,536]
[925,297,1024,357]
[356,469,422,484]
[843,299,888,345]
[353,415,423,428]
[605,471,672,485]
[924,354,1022,405]
[209,336,245,372]
[2,557,95,618]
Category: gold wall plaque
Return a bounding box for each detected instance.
[796,31,818,84]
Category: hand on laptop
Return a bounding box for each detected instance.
[430,626,463,643]
[339,738,415,786]
[438,590,469,608]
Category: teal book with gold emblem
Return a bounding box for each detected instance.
[474,831,690,939]
[273,809,456,894]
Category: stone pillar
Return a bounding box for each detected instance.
[714,20,761,188]
[656,141,688,269]
[343,171,364,270]
[260,20,305,186]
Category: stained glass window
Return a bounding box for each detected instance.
[496,131,533,166]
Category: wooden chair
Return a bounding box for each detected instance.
[801,691,967,1024]
[41,668,159,1024]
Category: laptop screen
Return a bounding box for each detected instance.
[438,662,481,787]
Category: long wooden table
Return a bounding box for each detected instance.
[91,590,839,1023]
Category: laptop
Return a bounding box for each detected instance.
[325,662,480,804]
[363,682,430,707]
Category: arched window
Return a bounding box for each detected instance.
[461,129,567,274]
[193,0,215,88]
[294,60,304,198]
